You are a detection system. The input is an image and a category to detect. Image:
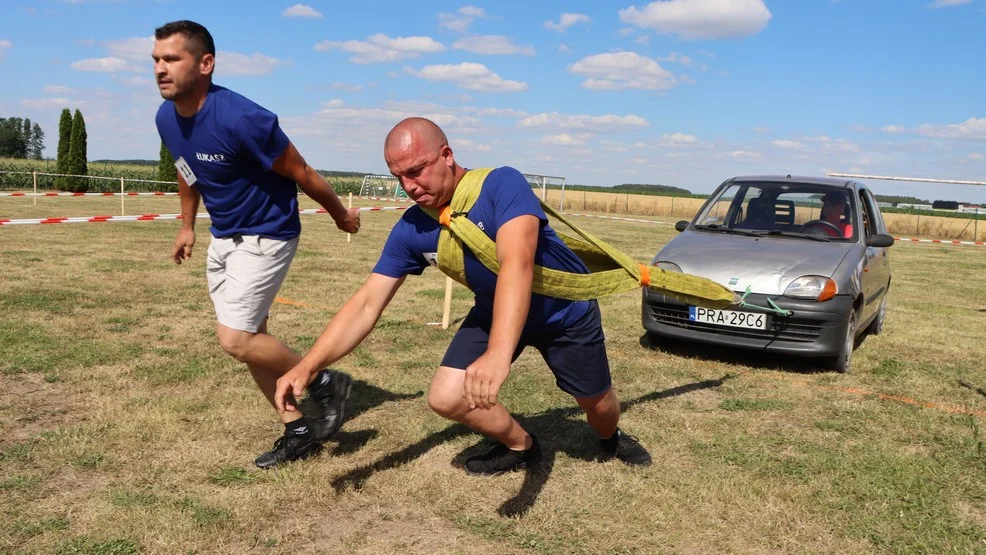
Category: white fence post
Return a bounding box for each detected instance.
[347,192,352,243]
[32,171,37,207]
[120,177,125,215]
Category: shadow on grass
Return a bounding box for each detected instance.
[330,374,732,518]
[323,378,424,456]
[639,333,835,374]
[958,380,986,400]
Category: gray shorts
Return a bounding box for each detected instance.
[206,235,298,333]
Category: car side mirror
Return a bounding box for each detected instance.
[866,233,894,248]
[675,220,689,232]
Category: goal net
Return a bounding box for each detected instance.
[359,174,407,200]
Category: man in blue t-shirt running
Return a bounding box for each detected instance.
[152,20,359,469]
[275,117,651,475]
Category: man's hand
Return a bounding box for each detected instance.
[275,365,316,413]
[463,352,512,410]
[335,207,360,233]
[172,228,195,264]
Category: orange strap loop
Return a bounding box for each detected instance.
[438,205,452,227]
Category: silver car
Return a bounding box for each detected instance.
[642,175,894,372]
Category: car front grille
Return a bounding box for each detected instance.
[647,304,825,342]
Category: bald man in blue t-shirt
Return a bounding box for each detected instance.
[153,20,359,469]
[275,117,652,476]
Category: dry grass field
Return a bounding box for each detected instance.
[2,194,986,554]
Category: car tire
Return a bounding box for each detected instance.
[832,310,857,374]
[866,296,887,336]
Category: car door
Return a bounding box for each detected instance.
[858,188,890,321]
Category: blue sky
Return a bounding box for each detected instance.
[1,0,984,201]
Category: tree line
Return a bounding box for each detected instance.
[0,117,45,159]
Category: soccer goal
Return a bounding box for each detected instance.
[359,174,408,200]
[523,173,566,208]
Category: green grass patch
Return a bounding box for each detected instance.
[720,398,795,411]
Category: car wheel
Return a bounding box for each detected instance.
[866,296,887,336]
[832,311,857,374]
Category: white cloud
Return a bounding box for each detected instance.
[915,117,986,140]
[455,138,492,152]
[558,44,573,54]
[543,133,587,146]
[20,98,73,109]
[634,36,650,45]
[331,82,364,92]
[438,6,488,32]
[71,57,141,72]
[679,75,696,85]
[753,126,769,133]
[661,132,698,145]
[105,36,153,61]
[215,51,291,76]
[927,0,972,7]
[116,76,154,88]
[282,3,323,18]
[619,0,772,40]
[44,85,76,94]
[0,38,11,60]
[880,119,986,140]
[324,99,345,109]
[659,52,695,66]
[473,107,529,117]
[453,35,535,56]
[315,34,445,64]
[405,62,527,92]
[519,112,649,133]
[543,13,591,33]
[730,150,761,160]
[772,139,807,150]
[966,153,984,161]
[568,51,677,90]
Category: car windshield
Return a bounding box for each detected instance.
[694,182,857,241]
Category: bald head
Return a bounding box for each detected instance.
[383,117,466,209]
[384,117,448,157]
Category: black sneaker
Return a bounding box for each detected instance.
[302,370,353,442]
[254,432,322,469]
[600,429,652,467]
[464,435,542,476]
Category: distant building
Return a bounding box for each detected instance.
[896,203,933,211]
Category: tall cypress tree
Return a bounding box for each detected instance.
[158,141,177,185]
[66,109,88,192]
[56,108,72,172]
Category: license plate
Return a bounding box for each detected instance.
[688,306,768,330]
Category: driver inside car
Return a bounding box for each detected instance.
[815,191,853,238]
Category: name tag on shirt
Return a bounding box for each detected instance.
[175,156,198,187]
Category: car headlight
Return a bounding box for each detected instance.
[785,275,837,301]
[656,261,682,273]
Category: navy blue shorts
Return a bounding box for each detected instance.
[441,301,612,398]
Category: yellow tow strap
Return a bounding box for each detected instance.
[422,168,738,309]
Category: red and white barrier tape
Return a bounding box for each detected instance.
[0,191,177,197]
[359,196,414,203]
[0,205,407,226]
[562,212,673,226]
[892,236,985,246]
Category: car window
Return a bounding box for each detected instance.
[860,189,885,234]
[695,182,856,240]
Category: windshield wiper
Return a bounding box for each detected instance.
[763,230,832,242]
[693,224,763,237]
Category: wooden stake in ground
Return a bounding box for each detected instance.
[441,276,453,330]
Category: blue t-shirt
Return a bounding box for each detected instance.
[373,166,591,334]
[155,84,299,239]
